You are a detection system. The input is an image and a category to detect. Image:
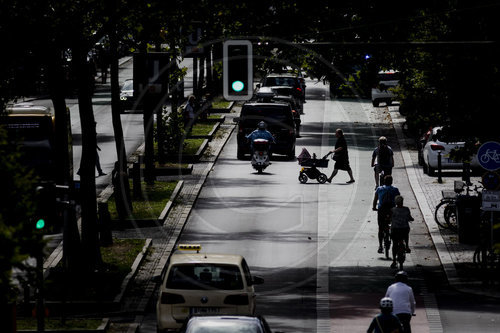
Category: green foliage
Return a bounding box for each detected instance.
[0,126,41,304]
[160,108,186,156]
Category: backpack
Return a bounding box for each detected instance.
[377,144,391,166]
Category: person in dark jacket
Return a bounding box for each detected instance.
[367,297,403,333]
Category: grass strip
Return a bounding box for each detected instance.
[108,180,178,220]
[16,317,103,330]
[44,239,146,302]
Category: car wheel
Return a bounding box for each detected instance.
[423,160,429,174]
[372,100,379,107]
[418,151,424,166]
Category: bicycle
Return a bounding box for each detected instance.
[473,211,500,274]
[434,181,482,230]
[381,221,392,259]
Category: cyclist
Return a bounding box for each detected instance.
[373,175,400,254]
[367,297,403,333]
[390,195,414,266]
[385,271,416,333]
[371,136,394,190]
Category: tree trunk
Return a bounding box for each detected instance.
[110,19,132,216]
[73,41,102,273]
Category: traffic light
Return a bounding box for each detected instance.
[34,182,56,232]
[223,40,253,101]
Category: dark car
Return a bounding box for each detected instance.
[180,316,273,333]
[259,73,305,107]
[234,102,296,160]
[255,87,301,137]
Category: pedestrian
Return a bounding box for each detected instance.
[385,271,416,333]
[77,122,106,177]
[183,95,197,130]
[367,297,403,333]
[372,136,394,189]
[372,175,400,254]
[327,128,355,183]
[390,195,414,266]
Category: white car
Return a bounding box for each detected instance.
[422,126,479,175]
[371,70,399,107]
[156,244,264,332]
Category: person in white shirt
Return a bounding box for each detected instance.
[385,271,416,333]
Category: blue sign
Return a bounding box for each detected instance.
[477,141,500,171]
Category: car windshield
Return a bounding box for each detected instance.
[377,72,400,81]
[241,105,294,127]
[263,77,298,87]
[122,80,133,91]
[188,320,263,333]
[166,264,244,290]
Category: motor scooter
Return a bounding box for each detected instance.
[251,138,270,173]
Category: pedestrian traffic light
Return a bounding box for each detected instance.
[223,40,253,101]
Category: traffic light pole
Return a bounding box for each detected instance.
[36,251,44,332]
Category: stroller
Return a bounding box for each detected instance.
[297,148,332,184]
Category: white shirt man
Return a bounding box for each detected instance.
[385,271,416,333]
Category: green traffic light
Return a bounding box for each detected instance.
[36,218,45,229]
[232,80,244,92]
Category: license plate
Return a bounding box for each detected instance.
[190,307,220,315]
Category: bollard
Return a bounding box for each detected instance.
[133,161,142,199]
[437,151,443,183]
[98,202,113,246]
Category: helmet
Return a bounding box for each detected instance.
[379,136,387,144]
[258,121,267,129]
[395,270,408,282]
[380,297,393,309]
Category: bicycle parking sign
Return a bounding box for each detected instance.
[477,141,500,171]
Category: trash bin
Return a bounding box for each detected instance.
[456,195,481,244]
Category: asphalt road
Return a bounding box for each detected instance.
[170,79,435,333]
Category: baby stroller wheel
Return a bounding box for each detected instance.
[317,173,327,184]
[299,173,308,184]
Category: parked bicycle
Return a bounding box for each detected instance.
[473,210,500,273]
[434,181,482,230]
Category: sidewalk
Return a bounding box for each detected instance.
[389,107,500,298]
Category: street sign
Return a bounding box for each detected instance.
[133,53,170,97]
[482,190,500,211]
[477,141,500,171]
[482,171,500,190]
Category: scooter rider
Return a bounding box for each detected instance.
[246,121,276,151]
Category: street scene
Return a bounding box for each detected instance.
[2,2,500,333]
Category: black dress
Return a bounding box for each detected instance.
[334,136,352,171]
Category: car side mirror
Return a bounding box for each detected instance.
[252,276,264,285]
[256,83,261,88]
[233,117,240,123]
[152,275,163,284]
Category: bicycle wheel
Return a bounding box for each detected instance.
[434,201,452,229]
[444,203,457,230]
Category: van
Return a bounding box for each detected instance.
[2,103,56,180]
[371,70,399,107]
